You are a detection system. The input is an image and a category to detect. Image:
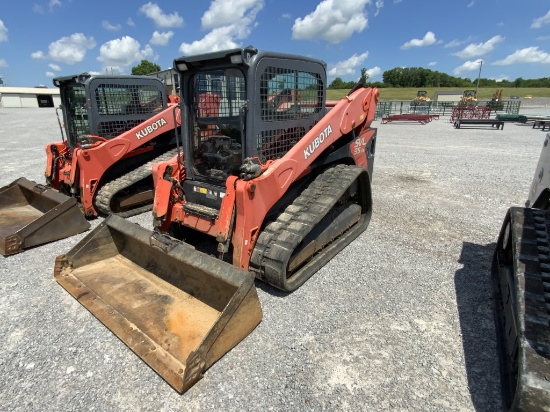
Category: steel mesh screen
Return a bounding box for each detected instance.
[64,84,89,138]
[194,72,245,142]
[260,66,322,122]
[97,120,144,138]
[94,83,163,139]
[257,127,307,163]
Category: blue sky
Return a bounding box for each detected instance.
[0,0,549,87]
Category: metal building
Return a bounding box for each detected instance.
[0,87,61,108]
[148,68,179,95]
[432,90,464,103]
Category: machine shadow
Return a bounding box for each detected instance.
[254,279,289,297]
[454,241,502,411]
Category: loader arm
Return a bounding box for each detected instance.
[231,87,379,269]
[73,104,180,216]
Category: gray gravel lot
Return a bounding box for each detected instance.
[0,104,549,411]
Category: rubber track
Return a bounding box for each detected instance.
[250,164,364,291]
[493,207,550,410]
[94,148,179,218]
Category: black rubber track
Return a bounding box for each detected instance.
[94,148,179,218]
[249,164,371,292]
[492,207,550,411]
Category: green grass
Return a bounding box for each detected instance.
[326,87,550,101]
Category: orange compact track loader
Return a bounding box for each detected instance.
[0,73,180,255]
[55,47,379,393]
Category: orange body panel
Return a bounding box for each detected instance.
[46,104,181,217]
[152,87,379,268]
[231,87,379,268]
[152,156,237,241]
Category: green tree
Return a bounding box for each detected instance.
[328,77,346,89]
[514,77,524,88]
[131,60,161,75]
[359,68,369,85]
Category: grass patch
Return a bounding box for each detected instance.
[326,87,550,101]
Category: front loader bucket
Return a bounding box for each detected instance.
[54,214,262,393]
[0,178,90,256]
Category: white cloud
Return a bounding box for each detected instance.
[282,13,291,19]
[292,0,370,44]
[49,0,61,11]
[445,39,462,48]
[401,31,438,49]
[0,20,7,42]
[150,30,174,46]
[48,63,61,71]
[33,4,45,13]
[102,20,121,31]
[139,2,183,28]
[328,52,369,77]
[202,0,264,30]
[453,35,504,58]
[453,59,483,75]
[538,35,550,40]
[103,67,122,75]
[492,46,550,65]
[444,37,473,49]
[0,59,7,68]
[46,71,55,78]
[428,61,437,66]
[531,10,550,28]
[374,0,383,17]
[367,66,381,78]
[31,50,45,60]
[179,1,262,55]
[489,75,509,82]
[47,33,96,64]
[98,36,157,69]
[466,1,474,8]
[179,27,239,55]
[127,18,135,27]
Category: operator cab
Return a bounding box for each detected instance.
[53,74,167,150]
[191,69,246,181]
[174,47,326,209]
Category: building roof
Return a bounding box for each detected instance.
[433,91,464,96]
[0,87,59,95]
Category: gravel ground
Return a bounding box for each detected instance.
[0,105,549,411]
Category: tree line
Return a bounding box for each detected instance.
[328,66,550,89]
[130,60,550,90]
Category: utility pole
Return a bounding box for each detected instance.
[475,60,483,95]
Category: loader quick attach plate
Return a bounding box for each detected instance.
[54,215,262,393]
[492,207,550,410]
[0,177,90,256]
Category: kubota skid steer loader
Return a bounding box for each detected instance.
[0,73,180,255]
[55,47,379,393]
[492,132,550,410]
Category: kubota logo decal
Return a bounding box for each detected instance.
[304,124,333,160]
[136,118,167,139]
